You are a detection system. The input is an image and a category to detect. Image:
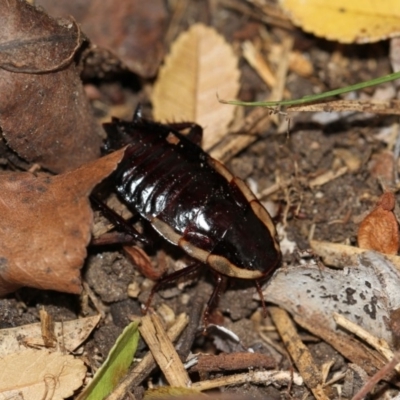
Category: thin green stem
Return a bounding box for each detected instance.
[219,71,400,108]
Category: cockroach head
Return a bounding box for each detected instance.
[102,117,131,152]
[102,105,143,153]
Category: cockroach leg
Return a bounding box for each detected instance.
[255,279,268,318]
[91,195,150,246]
[143,262,203,314]
[203,273,225,331]
[91,231,143,246]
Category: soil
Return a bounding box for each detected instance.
[1,1,399,399]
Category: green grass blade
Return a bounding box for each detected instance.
[220,71,400,108]
[77,321,140,400]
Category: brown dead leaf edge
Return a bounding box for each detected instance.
[0,148,125,296]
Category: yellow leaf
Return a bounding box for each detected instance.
[0,350,86,400]
[152,23,240,150]
[280,0,400,43]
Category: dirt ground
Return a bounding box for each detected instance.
[1,1,400,399]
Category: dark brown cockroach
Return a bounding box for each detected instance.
[100,109,281,319]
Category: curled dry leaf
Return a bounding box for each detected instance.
[0,148,125,296]
[152,23,240,151]
[0,0,103,173]
[36,0,168,78]
[357,192,399,254]
[0,349,86,400]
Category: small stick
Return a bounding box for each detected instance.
[139,311,191,387]
[106,312,189,400]
[333,313,396,370]
[191,370,303,391]
[352,352,400,400]
[190,352,276,372]
[309,240,400,270]
[270,306,329,400]
[175,281,209,360]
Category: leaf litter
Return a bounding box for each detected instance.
[152,23,240,150]
[0,148,125,295]
[0,0,103,173]
[3,1,400,399]
[0,315,101,356]
[0,349,86,400]
[35,0,168,78]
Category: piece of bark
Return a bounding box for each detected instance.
[190,352,276,372]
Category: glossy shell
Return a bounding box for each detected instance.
[104,117,281,280]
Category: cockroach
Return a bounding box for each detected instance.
[99,108,281,320]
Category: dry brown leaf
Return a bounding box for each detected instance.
[0,0,103,173]
[36,0,168,78]
[0,349,86,400]
[0,149,125,296]
[0,315,101,356]
[357,192,399,254]
[152,23,240,150]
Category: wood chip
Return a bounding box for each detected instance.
[106,313,189,400]
[139,311,191,388]
[269,306,329,400]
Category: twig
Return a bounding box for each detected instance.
[352,352,400,400]
[190,352,276,372]
[175,281,209,360]
[106,312,189,400]
[288,99,400,115]
[309,167,348,187]
[269,306,329,400]
[333,313,397,372]
[309,240,400,270]
[191,370,302,391]
[139,310,191,387]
